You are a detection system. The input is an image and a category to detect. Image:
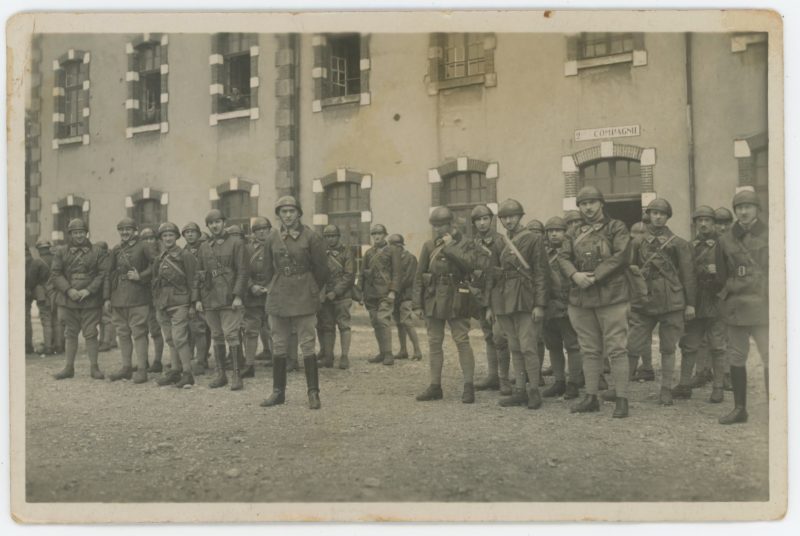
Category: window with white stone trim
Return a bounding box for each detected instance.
[312,34,371,111]
[52,49,91,148]
[564,33,647,76]
[126,34,169,137]
[51,195,90,242]
[210,33,260,125]
[209,177,260,234]
[426,33,497,94]
[429,157,499,238]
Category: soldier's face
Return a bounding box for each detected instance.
[70,230,87,244]
[734,203,759,225]
[161,231,178,248]
[371,231,387,244]
[183,229,200,244]
[279,207,299,227]
[500,215,521,231]
[695,216,715,235]
[715,222,730,235]
[255,227,271,243]
[325,234,340,247]
[207,218,225,235]
[118,226,135,242]
[631,226,646,240]
[432,223,451,238]
[578,200,603,220]
[547,228,565,245]
[566,220,581,235]
[648,209,669,228]
[474,215,492,233]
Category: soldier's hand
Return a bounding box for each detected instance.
[67,289,81,301]
[326,291,337,302]
[103,300,112,313]
[572,272,594,289]
[387,291,396,302]
[126,268,140,281]
[76,289,91,301]
[485,309,494,324]
[232,296,243,311]
[532,306,544,323]
[684,305,696,321]
[195,301,204,313]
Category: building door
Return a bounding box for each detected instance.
[579,157,643,229]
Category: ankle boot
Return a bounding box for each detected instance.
[499,378,513,396]
[672,384,693,399]
[230,346,243,391]
[601,388,617,402]
[261,355,287,407]
[109,366,133,382]
[416,384,443,401]
[542,380,566,398]
[570,394,600,413]
[132,369,148,384]
[564,382,580,400]
[462,382,475,404]
[719,366,748,425]
[157,369,181,386]
[241,364,255,378]
[304,355,321,409]
[475,375,500,391]
[147,360,163,374]
[54,365,75,380]
[320,331,335,368]
[499,388,528,407]
[612,397,629,418]
[209,344,228,388]
[89,364,105,380]
[175,371,195,388]
[526,386,542,409]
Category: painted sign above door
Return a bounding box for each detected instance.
[574,124,641,142]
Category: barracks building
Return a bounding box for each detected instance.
[24,31,768,259]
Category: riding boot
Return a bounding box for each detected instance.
[719,365,748,425]
[85,338,104,379]
[320,331,335,368]
[208,344,228,388]
[261,355,287,407]
[304,355,321,409]
[230,345,243,391]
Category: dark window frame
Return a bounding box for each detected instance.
[579,157,642,199]
[325,34,361,99]
[61,61,82,139]
[219,190,252,234]
[577,32,635,61]
[220,33,251,112]
[134,42,162,126]
[443,33,486,80]
[441,171,490,238]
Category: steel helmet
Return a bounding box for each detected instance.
[692,205,716,221]
[67,218,88,232]
[370,223,388,235]
[526,219,544,233]
[714,207,734,223]
[470,204,494,222]
[428,206,454,225]
[732,190,760,210]
[225,224,243,237]
[545,216,567,231]
[116,217,138,231]
[35,239,53,249]
[139,227,156,239]
[576,186,605,205]
[564,210,582,224]
[205,209,226,224]
[387,233,404,246]
[157,222,180,237]
[251,217,272,232]
[275,195,302,216]
[322,224,341,237]
[497,199,525,218]
[645,198,673,218]
[181,222,201,236]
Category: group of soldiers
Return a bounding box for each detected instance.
[25,185,769,424]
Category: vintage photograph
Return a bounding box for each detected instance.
[8,9,786,523]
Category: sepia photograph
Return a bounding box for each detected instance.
[7,7,787,524]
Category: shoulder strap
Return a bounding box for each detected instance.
[248,243,264,267]
[327,249,345,271]
[732,234,765,274]
[641,235,677,271]
[501,232,532,271]
[161,251,186,279]
[572,226,596,247]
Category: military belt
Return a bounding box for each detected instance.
[280,265,309,277]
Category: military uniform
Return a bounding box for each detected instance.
[361,226,402,365]
[182,222,210,374]
[35,240,60,354]
[25,247,50,353]
[542,217,583,399]
[152,222,199,388]
[413,207,477,404]
[628,199,696,406]
[558,186,631,417]
[717,191,769,425]
[106,219,156,383]
[242,218,272,377]
[318,225,356,369]
[261,196,329,409]
[139,227,165,373]
[50,219,106,380]
[196,210,249,390]
[388,234,423,362]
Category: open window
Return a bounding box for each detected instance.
[220,33,251,112]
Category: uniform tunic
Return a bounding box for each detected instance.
[51,241,107,310]
[152,244,199,310]
[361,242,402,302]
[489,226,548,315]
[244,240,270,309]
[104,238,154,308]
[412,231,474,320]
[196,230,248,311]
[323,243,356,301]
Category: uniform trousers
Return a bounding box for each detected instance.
[243,305,268,365]
[679,316,726,387]
[270,314,316,357]
[112,304,150,369]
[479,308,510,380]
[156,305,192,372]
[543,316,583,384]
[628,309,684,389]
[568,302,630,397]
[365,297,394,356]
[205,307,244,347]
[496,311,542,388]
[426,317,475,384]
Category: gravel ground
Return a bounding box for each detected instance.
[24,310,769,503]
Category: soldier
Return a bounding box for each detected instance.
[25,245,50,354]
[717,191,769,425]
[195,209,248,391]
[152,222,199,388]
[242,217,273,377]
[671,206,727,403]
[50,218,106,380]
[714,207,734,236]
[489,200,548,409]
[712,207,736,392]
[260,196,329,409]
[564,210,583,238]
[627,198,696,406]
[388,233,423,362]
[318,224,356,369]
[105,218,155,383]
[558,186,631,418]
[542,216,583,399]
[34,240,59,354]
[469,205,511,394]
[95,241,117,353]
[628,221,655,382]
[360,223,402,366]
[182,222,210,375]
[525,218,548,384]
[139,226,165,373]
[413,206,478,403]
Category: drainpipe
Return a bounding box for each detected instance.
[685,33,697,220]
[291,33,301,198]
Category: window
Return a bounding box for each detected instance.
[220,190,252,234]
[326,34,361,98]
[752,147,769,220]
[134,43,161,126]
[133,199,162,230]
[444,33,486,79]
[579,158,641,197]
[220,33,251,112]
[578,33,634,60]
[325,182,364,272]
[441,172,489,237]
[57,205,83,235]
[62,61,82,139]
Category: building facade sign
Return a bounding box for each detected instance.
[574,124,641,142]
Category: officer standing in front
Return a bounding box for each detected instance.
[50,218,107,380]
[558,186,631,418]
[317,224,356,369]
[413,206,478,404]
[491,200,548,409]
[242,217,272,378]
[361,223,402,366]
[105,218,155,384]
[195,209,248,391]
[717,190,769,425]
[388,233,423,362]
[260,196,329,409]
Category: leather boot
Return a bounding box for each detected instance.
[635,367,655,382]
[542,380,566,398]
[90,364,105,380]
[690,370,710,388]
[475,375,500,391]
[659,386,673,406]
[175,371,195,388]
[394,351,409,360]
[612,397,629,418]
[318,331,335,368]
[416,384,443,401]
[499,378,512,396]
[339,330,352,370]
[564,382,580,400]
[261,355,287,407]
[382,352,394,366]
[570,394,600,413]
[601,388,617,402]
[229,346,243,391]
[499,388,528,407]
[54,364,75,380]
[671,384,693,399]
[109,366,133,382]
[156,369,181,386]
[147,359,163,374]
[526,386,542,409]
[209,344,228,388]
[304,356,321,409]
[462,382,475,404]
[241,364,255,378]
[86,338,104,380]
[132,369,148,384]
[719,366,748,425]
